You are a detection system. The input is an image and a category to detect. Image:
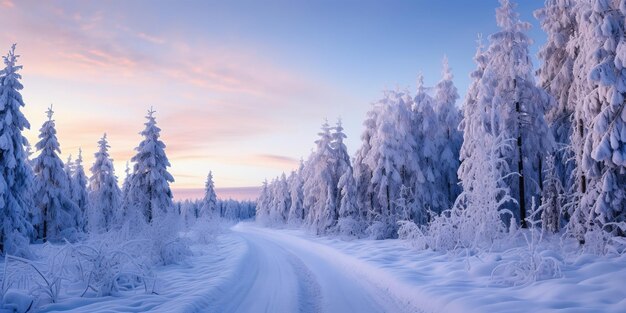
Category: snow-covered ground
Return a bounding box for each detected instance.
[4,222,625,313]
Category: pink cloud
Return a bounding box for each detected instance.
[1,0,14,8]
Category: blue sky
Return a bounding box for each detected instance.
[0,0,546,199]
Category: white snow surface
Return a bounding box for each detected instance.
[5,222,625,313]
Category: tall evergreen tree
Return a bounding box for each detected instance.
[88,134,121,232]
[535,0,578,194]
[413,76,444,221]
[0,44,33,255]
[302,121,336,233]
[472,0,553,227]
[128,109,174,223]
[583,0,626,228]
[71,148,89,232]
[433,57,463,209]
[287,161,305,224]
[199,171,218,218]
[367,90,419,237]
[33,107,79,241]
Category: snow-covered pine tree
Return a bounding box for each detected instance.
[535,0,578,195]
[365,90,419,238]
[583,0,626,229]
[337,165,361,237]
[64,154,74,188]
[0,44,34,255]
[413,75,445,221]
[88,134,121,232]
[433,57,463,209]
[353,104,380,227]
[71,148,89,233]
[256,179,270,222]
[477,0,553,226]
[328,119,352,232]
[302,121,336,234]
[459,35,488,169]
[128,108,174,223]
[287,161,305,225]
[540,154,564,233]
[33,107,80,242]
[452,103,516,249]
[199,171,218,218]
[559,0,604,242]
[272,173,291,224]
[120,161,132,220]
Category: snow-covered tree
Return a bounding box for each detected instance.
[199,171,218,218]
[535,0,578,194]
[256,179,271,222]
[128,109,174,223]
[302,121,337,233]
[71,148,89,232]
[353,104,381,226]
[0,44,34,255]
[433,57,463,208]
[465,0,553,227]
[413,76,445,220]
[33,107,80,242]
[64,154,74,187]
[581,0,626,228]
[287,161,305,224]
[459,35,488,167]
[331,121,352,202]
[540,154,564,233]
[88,134,121,232]
[363,90,420,237]
[120,161,132,220]
[337,165,361,237]
[271,173,291,224]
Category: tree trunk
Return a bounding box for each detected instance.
[515,78,527,229]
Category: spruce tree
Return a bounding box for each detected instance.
[287,161,305,224]
[128,109,174,223]
[473,0,553,226]
[199,171,218,218]
[0,44,33,255]
[433,57,462,209]
[71,149,89,232]
[88,134,121,232]
[33,107,79,241]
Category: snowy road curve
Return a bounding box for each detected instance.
[209,223,421,313]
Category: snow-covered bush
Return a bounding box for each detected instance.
[66,238,154,297]
[491,199,563,286]
[141,213,191,266]
[186,218,222,245]
[1,249,68,305]
[581,222,626,256]
[336,216,364,239]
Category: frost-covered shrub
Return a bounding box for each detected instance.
[336,216,364,239]
[1,250,67,305]
[187,218,221,245]
[397,220,429,250]
[491,200,563,286]
[67,239,153,297]
[142,213,191,266]
[581,222,626,256]
[366,219,395,240]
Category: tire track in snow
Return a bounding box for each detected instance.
[209,232,323,313]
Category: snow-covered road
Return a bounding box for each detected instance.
[209,223,419,313]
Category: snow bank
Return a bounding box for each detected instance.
[236,223,626,313]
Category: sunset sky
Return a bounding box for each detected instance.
[0,0,544,200]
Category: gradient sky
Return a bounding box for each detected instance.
[0,0,546,200]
